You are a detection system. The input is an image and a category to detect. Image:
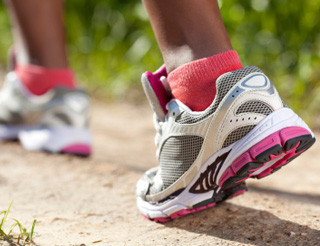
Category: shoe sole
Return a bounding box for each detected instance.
[139,183,247,223]
[0,125,91,157]
[219,126,315,189]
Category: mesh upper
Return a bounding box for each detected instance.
[149,66,277,195]
[0,73,89,128]
[175,66,262,124]
[222,125,256,148]
[236,100,273,116]
[159,135,203,189]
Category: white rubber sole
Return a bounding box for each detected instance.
[0,124,91,156]
[137,182,220,220]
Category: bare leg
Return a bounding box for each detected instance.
[5,0,68,68]
[142,0,233,73]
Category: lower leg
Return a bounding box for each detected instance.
[143,0,242,111]
[142,0,233,73]
[5,0,75,95]
[5,0,68,68]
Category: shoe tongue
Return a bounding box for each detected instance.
[141,65,170,120]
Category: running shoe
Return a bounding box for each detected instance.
[136,65,315,222]
[137,66,248,222]
[0,71,91,156]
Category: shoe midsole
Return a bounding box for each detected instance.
[0,124,91,152]
[18,126,91,152]
[137,184,220,219]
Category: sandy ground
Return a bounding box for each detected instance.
[0,102,319,246]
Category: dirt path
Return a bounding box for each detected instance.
[0,102,319,246]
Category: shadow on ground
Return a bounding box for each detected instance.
[249,185,320,207]
[165,202,320,246]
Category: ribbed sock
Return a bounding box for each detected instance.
[15,64,76,95]
[167,50,243,111]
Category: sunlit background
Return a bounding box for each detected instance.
[0,0,319,128]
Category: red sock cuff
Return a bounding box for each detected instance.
[167,50,243,111]
[15,64,76,95]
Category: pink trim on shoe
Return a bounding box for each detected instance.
[61,144,91,156]
[219,126,313,187]
[151,202,216,223]
[232,189,247,198]
[142,181,248,223]
[145,65,169,114]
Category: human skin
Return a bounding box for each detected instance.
[6,0,232,73]
[142,0,233,73]
[5,0,68,68]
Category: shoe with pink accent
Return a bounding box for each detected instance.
[136,65,315,222]
[0,71,91,156]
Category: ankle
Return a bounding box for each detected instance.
[167,50,243,111]
[15,64,76,95]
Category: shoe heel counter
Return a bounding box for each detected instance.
[62,90,90,128]
[234,72,284,112]
[218,72,285,149]
[40,89,90,128]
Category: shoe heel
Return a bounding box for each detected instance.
[219,126,315,189]
[18,127,91,156]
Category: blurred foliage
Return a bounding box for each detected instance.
[63,0,162,102]
[0,0,319,127]
[0,5,11,67]
[220,0,320,127]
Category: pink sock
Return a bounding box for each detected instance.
[15,64,76,95]
[167,50,243,111]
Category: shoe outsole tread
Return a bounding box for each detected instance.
[219,126,315,189]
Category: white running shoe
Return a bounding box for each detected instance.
[136,65,315,222]
[0,71,91,156]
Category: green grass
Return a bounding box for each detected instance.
[0,201,37,245]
